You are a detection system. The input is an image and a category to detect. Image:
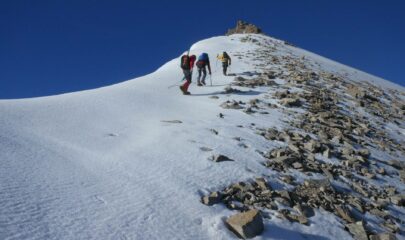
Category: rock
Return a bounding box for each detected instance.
[304,140,320,153]
[220,100,243,109]
[357,149,370,158]
[292,162,304,169]
[226,20,262,36]
[294,204,315,218]
[210,129,219,135]
[225,209,264,239]
[387,160,405,170]
[244,107,255,114]
[390,194,405,206]
[202,192,222,206]
[288,143,302,154]
[369,233,397,240]
[286,212,309,225]
[347,85,367,99]
[346,221,368,240]
[323,147,331,158]
[278,190,291,202]
[254,178,270,191]
[304,179,331,189]
[335,205,356,223]
[400,170,405,182]
[211,154,234,162]
[281,98,301,107]
[223,86,242,94]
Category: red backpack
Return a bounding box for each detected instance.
[180,55,190,70]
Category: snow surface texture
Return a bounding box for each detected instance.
[0,34,404,240]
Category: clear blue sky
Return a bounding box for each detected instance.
[1,0,404,99]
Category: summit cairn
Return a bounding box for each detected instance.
[226,20,262,35]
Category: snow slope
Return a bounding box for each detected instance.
[1,34,404,240]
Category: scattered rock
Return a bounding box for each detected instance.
[346,221,368,240]
[211,154,234,162]
[369,233,397,240]
[280,98,301,107]
[202,192,222,206]
[225,209,264,239]
[390,194,405,206]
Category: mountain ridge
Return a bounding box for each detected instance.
[0,33,404,240]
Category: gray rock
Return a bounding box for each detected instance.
[202,192,222,206]
[335,205,356,223]
[323,147,331,158]
[294,204,315,218]
[211,154,234,162]
[225,209,264,239]
[388,160,405,170]
[346,221,368,240]
[390,194,405,206]
[369,233,397,240]
[292,162,304,169]
[254,178,270,191]
[281,98,302,107]
[226,20,262,35]
[400,170,405,182]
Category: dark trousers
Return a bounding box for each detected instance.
[197,67,207,83]
[183,69,192,83]
[222,62,228,75]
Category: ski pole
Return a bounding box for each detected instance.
[210,75,212,86]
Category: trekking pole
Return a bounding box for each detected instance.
[210,74,212,86]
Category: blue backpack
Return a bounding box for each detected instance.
[198,53,209,61]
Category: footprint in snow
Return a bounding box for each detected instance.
[200,147,213,152]
[161,120,182,124]
[106,133,119,137]
[93,195,107,205]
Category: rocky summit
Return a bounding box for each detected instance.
[226,20,262,35]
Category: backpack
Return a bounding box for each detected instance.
[196,60,205,68]
[198,53,209,61]
[180,55,190,70]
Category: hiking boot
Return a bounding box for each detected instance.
[184,91,191,95]
[179,85,186,94]
[202,80,206,85]
[197,81,203,86]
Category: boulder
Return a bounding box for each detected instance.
[225,209,264,239]
[346,221,368,240]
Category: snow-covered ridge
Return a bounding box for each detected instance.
[1,34,404,240]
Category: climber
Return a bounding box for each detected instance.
[217,51,231,76]
[195,53,211,86]
[179,54,196,95]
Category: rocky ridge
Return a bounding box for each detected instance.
[200,34,405,239]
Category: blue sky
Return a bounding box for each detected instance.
[1,0,404,99]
